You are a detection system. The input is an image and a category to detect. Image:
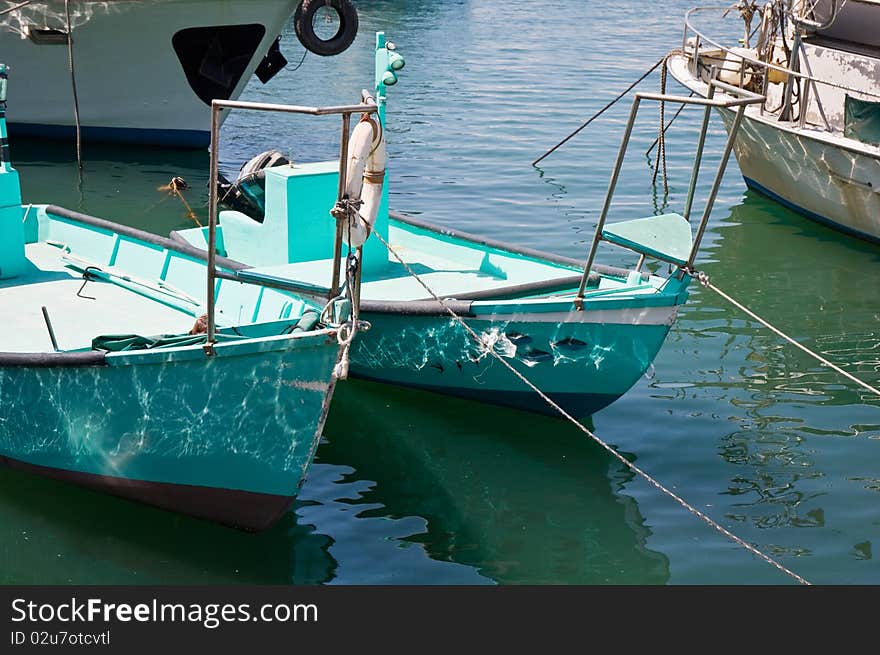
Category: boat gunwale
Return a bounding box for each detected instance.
[0,326,340,369]
[44,204,249,272]
[389,209,648,281]
[0,351,107,368]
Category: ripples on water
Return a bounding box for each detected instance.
[3,0,880,584]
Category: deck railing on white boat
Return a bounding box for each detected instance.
[682,4,880,128]
[576,80,765,303]
[204,96,379,351]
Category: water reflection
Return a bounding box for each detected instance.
[0,467,336,584]
[13,138,210,235]
[637,190,880,576]
[320,380,670,584]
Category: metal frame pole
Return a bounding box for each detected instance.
[575,97,642,302]
[683,75,716,221]
[685,103,746,269]
[331,112,352,297]
[205,101,221,354]
[195,98,376,354]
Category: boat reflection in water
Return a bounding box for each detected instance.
[0,465,337,585]
[319,380,670,584]
[644,189,880,576]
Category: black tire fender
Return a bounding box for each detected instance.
[293,0,359,57]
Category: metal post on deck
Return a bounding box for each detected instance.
[575,96,642,305]
[683,74,716,221]
[685,103,746,269]
[331,112,352,298]
[201,98,376,332]
[779,30,802,122]
[204,101,221,355]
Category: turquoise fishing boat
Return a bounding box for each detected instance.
[0,65,376,530]
[180,34,764,417]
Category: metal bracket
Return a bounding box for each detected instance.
[76,265,102,300]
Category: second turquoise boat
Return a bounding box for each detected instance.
[180,34,764,417]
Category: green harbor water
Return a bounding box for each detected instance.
[2,0,879,585]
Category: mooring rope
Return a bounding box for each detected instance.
[64,0,82,170]
[0,1,34,17]
[646,91,694,155]
[690,271,880,399]
[532,57,664,167]
[651,54,670,195]
[367,227,810,585]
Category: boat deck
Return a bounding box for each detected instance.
[240,235,585,302]
[1,243,197,353]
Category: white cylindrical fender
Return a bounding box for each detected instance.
[342,115,386,247]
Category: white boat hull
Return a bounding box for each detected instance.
[0,0,298,147]
[717,107,880,241]
[668,54,880,243]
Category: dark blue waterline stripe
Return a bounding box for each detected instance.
[743,175,880,244]
[7,122,209,148]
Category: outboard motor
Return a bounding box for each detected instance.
[217,149,289,222]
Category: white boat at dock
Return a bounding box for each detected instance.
[0,0,358,147]
[667,0,880,242]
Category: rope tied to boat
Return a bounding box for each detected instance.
[652,53,673,195]
[160,176,201,226]
[330,196,366,228]
[724,0,759,32]
[683,266,880,400]
[682,266,711,288]
[63,0,82,170]
[532,57,665,166]
[368,227,811,585]
[332,251,362,380]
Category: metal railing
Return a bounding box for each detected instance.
[575,80,766,303]
[681,4,880,123]
[204,97,379,353]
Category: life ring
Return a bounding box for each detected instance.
[293,0,358,57]
[342,114,386,247]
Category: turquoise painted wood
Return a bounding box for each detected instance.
[2,330,338,523]
[220,160,388,275]
[171,34,698,417]
[349,297,680,415]
[177,207,690,417]
[0,77,345,528]
[0,68,25,280]
[601,213,694,266]
[1,204,343,529]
